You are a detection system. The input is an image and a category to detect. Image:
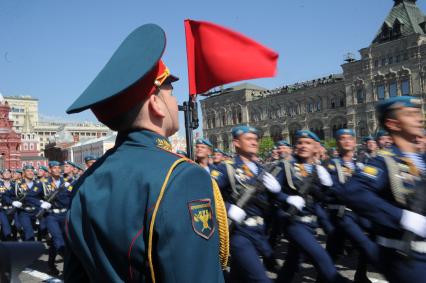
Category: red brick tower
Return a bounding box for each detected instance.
[0,101,21,169]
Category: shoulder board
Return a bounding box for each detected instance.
[377,149,394,156]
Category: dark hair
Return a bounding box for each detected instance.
[380,109,398,132]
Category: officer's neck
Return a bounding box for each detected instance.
[238,153,254,164]
[24,177,33,183]
[392,134,418,153]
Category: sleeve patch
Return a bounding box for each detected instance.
[360,166,379,179]
[188,199,215,240]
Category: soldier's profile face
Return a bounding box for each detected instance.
[157,83,179,136]
[295,138,316,159]
[393,107,424,138]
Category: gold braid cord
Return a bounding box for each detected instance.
[211,179,230,268]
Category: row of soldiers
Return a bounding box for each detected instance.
[0,155,97,276]
[191,96,425,283]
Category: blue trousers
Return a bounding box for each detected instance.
[46,213,66,251]
[18,211,37,240]
[277,221,345,283]
[229,233,272,283]
[0,211,12,237]
[326,211,379,266]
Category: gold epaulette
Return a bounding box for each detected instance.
[224,160,234,165]
[211,179,229,268]
[377,149,394,156]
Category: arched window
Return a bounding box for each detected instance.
[24,144,28,150]
[30,144,34,150]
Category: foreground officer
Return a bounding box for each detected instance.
[64,24,227,282]
[213,126,282,283]
[339,96,425,283]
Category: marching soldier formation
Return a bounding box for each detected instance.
[0,158,95,276]
[2,22,422,283]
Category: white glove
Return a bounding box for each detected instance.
[316,165,333,187]
[286,195,305,211]
[40,201,52,210]
[228,204,246,223]
[64,182,70,187]
[400,210,426,237]
[261,172,281,193]
[12,201,22,208]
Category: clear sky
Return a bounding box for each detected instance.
[1,0,425,129]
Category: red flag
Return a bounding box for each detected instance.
[184,19,279,96]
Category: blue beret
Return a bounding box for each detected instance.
[363,135,375,142]
[231,126,259,139]
[213,148,226,155]
[15,169,23,174]
[66,24,178,123]
[335,128,355,138]
[63,161,73,166]
[75,163,85,171]
[23,165,34,170]
[176,150,188,157]
[49,161,61,167]
[376,96,422,114]
[295,130,320,142]
[39,166,49,172]
[196,138,213,148]
[84,155,97,162]
[376,129,390,138]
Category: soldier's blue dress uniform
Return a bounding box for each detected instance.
[214,154,275,283]
[0,180,14,239]
[15,178,44,241]
[64,24,227,282]
[338,97,426,283]
[274,130,349,283]
[43,175,74,253]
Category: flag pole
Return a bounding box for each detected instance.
[179,94,198,160]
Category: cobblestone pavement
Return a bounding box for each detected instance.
[20,237,388,283]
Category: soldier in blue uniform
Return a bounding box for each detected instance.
[195,138,216,173]
[41,161,74,275]
[339,96,425,283]
[358,135,377,164]
[274,130,350,283]
[64,24,227,282]
[212,148,226,166]
[84,155,97,169]
[325,129,378,283]
[375,129,393,150]
[213,125,284,283]
[0,169,15,240]
[11,165,44,241]
[62,161,76,183]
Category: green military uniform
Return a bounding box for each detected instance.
[65,131,226,282]
[64,24,227,282]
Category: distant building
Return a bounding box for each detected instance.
[201,0,426,150]
[67,133,117,165]
[4,95,39,133]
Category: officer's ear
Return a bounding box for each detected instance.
[148,93,166,118]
